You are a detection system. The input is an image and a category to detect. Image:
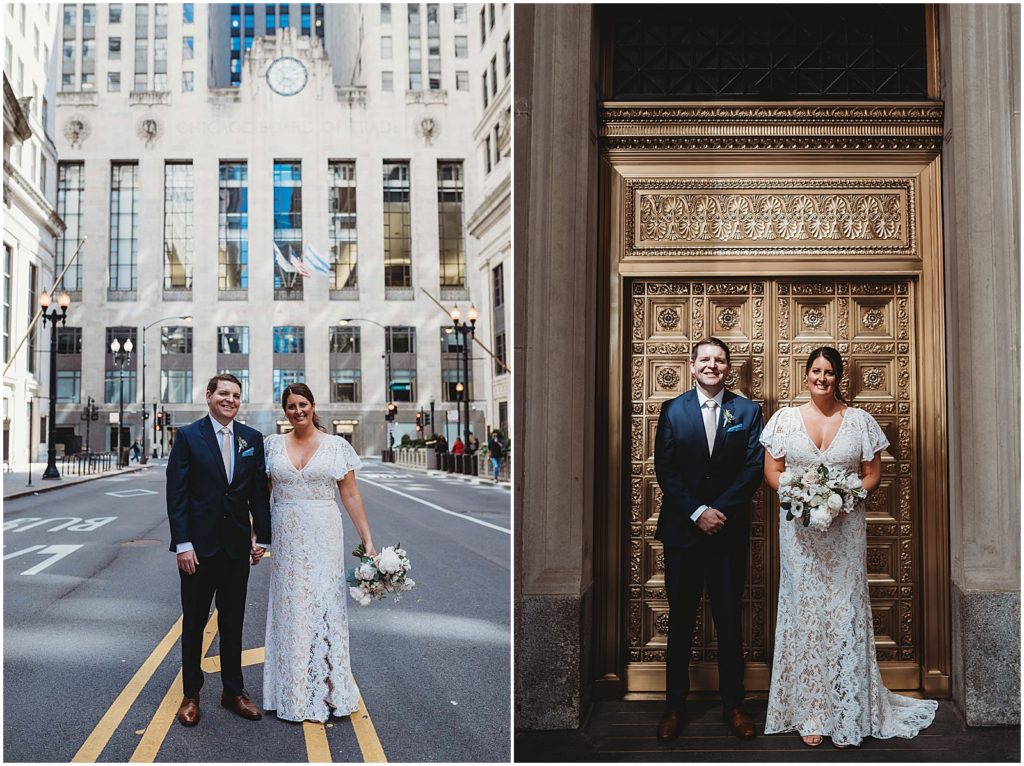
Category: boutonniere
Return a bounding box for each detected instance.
[237,436,249,452]
[722,409,736,426]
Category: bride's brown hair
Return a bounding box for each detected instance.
[281,383,327,432]
[805,346,848,404]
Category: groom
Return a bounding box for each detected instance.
[653,337,764,742]
[166,374,271,727]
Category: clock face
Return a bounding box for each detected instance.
[266,57,308,96]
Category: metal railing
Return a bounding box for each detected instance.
[391,447,510,481]
[59,452,116,476]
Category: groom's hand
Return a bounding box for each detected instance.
[696,508,727,535]
[177,550,199,575]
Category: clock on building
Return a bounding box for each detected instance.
[266,57,308,96]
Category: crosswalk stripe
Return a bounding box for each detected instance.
[129,611,219,763]
[71,615,184,762]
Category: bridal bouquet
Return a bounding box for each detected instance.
[346,542,416,606]
[778,464,868,532]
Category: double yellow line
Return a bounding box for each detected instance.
[72,611,386,763]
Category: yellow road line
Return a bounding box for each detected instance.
[71,615,184,763]
[130,611,219,763]
[303,721,333,763]
[351,682,387,763]
[201,646,265,672]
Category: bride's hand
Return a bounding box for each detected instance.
[364,542,377,557]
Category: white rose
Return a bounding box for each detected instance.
[802,470,818,486]
[377,548,402,574]
[809,507,831,530]
[845,473,863,490]
[359,595,372,607]
[358,562,376,580]
[403,578,416,591]
[827,493,844,511]
[779,471,795,487]
[809,495,824,507]
[349,586,366,602]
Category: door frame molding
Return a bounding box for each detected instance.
[594,103,951,699]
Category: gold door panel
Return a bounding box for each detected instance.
[626,277,921,693]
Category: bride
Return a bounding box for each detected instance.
[760,347,937,748]
[257,383,376,722]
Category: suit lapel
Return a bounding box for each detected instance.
[199,417,229,485]
[680,389,711,460]
[710,391,735,461]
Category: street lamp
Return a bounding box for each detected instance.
[338,317,395,453]
[449,304,477,445]
[141,315,192,464]
[39,289,71,479]
[110,336,133,466]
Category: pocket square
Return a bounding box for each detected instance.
[240,448,254,457]
[727,424,746,433]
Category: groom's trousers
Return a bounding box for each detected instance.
[179,548,251,697]
[664,534,748,710]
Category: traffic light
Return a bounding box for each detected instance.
[156,410,164,432]
[423,412,431,427]
[385,402,398,422]
[164,409,172,427]
[415,412,423,432]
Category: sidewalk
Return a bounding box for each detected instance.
[3,461,148,501]
[391,459,511,488]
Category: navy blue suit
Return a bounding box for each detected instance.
[654,388,764,709]
[166,417,270,698]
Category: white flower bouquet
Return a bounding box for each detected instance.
[778,464,868,532]
[346,542,416,606]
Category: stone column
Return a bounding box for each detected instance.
[940,3,1021,726]
[513,4,600,730]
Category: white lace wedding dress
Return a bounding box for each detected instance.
[263,434,363,722]
[760,406,937,746]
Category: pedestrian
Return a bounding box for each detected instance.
[487,430,504,482]
[130,439,141,463]
[434,434,449,454]
[452,437,465,455]
[467,433,480,454]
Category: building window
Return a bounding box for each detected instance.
[493,263,506,376]
[494,123,502,164]
[273,369,304,401]
[504,33,511,77]
[480,7,486,45]
[273,326,305,354]
[161,326,193,354]
[456,70,468,91]
[382,71,393,91]
[385,326,416,354]
[273,161,303,296]
[163,163,193,290]
[437,162,466,288]
[219,161,248,290]
[330,370,361,403]
[105,326,138,403]
[442,368,462,402]
[300,3,311,36]
[381,36,392,59]
[56,163,84,291]
[109,4,122,24]
[328,161,358,289]
[488,2,495,29]
[4,40,11,74]
[484,136,492,173]
[135,3,149,36]
[218,325,249,354]
[183,3,194,23]
[2,245,10,363]
[182,71,194,91]
[109,36,121,58]
[454,4,466,23]
[183,36,194,59]
[455,36,468,58]
[266,4,276,34]
[58,327,83,354]
[219,368,250,402]
[427,3,441,90]
[389,369,416,402]
[315,3,324,37]
[382,162,411,289]
[155,3,168,37]
[103,369,136,403]
[57,371,82,403]
[107,71,120,91]
[330,326,361,353]
[26,263,37,374]
[493,332,507,376]
[381,3,391,24]
[491,56,498,95]
[161,369,193,403]
[408,4,422,90]
[134,24,148,91]
[482,71,488,108]
[109,163,139,291]
[278,3,288,29]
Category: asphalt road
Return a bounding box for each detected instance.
[3,459,511,763]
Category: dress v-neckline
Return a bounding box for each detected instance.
[283,434,326,473]
[795,405,848,455]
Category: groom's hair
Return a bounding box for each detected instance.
[691,336,731,363]
[206,373,242,394]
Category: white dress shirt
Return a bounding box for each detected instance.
[691,388,725,523]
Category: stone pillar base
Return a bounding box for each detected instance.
[951,582,1021,725]
[515,589,592,730]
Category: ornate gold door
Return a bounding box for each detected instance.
[626,277,923,692]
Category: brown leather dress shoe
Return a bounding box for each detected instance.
[221,691,262,720]
[723,707,756,740]
[177,694,200,727]
[656,708,685,742]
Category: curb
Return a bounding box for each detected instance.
[390,463,511,488]
[4,465,148,501]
